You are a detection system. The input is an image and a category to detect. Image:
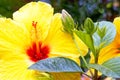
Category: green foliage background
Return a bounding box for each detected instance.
[0,0,120,24]
[0,0,30,18]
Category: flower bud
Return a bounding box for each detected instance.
[84,18,97,35]
[61,9,75,35]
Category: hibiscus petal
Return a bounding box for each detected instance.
[91,45,120,64]
[0,60,47,80]
[44,13,88,61]
[113,17,120,35]
[51,72,81,80]
[13,2,53,41]
[0,18,30,60]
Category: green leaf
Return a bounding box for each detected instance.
[93,21,116,48]
[74,30,95,53]
[0,0,27,18]
[29,57,83,72]
[88,57,120,78]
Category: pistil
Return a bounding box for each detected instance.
[32,21,41,57]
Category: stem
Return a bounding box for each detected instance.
[73,36,94,78]
[73,36,87,66]
[93,55,98,80]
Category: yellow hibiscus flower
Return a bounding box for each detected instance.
[0,1,88,80]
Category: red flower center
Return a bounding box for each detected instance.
[26,42,50,62]
[26,21,50,62]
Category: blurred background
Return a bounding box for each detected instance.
[0,0,120,24]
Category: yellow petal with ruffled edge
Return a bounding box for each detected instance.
[0,18,30,60]
[13,1,53,41]
[44,13,88,60]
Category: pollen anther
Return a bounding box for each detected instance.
[32,21,38,28]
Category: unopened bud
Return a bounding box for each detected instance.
[61,9,75,35]
[84,18,97,35]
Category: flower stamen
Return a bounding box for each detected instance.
[32,21,41,59]
[32,21,38,28]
